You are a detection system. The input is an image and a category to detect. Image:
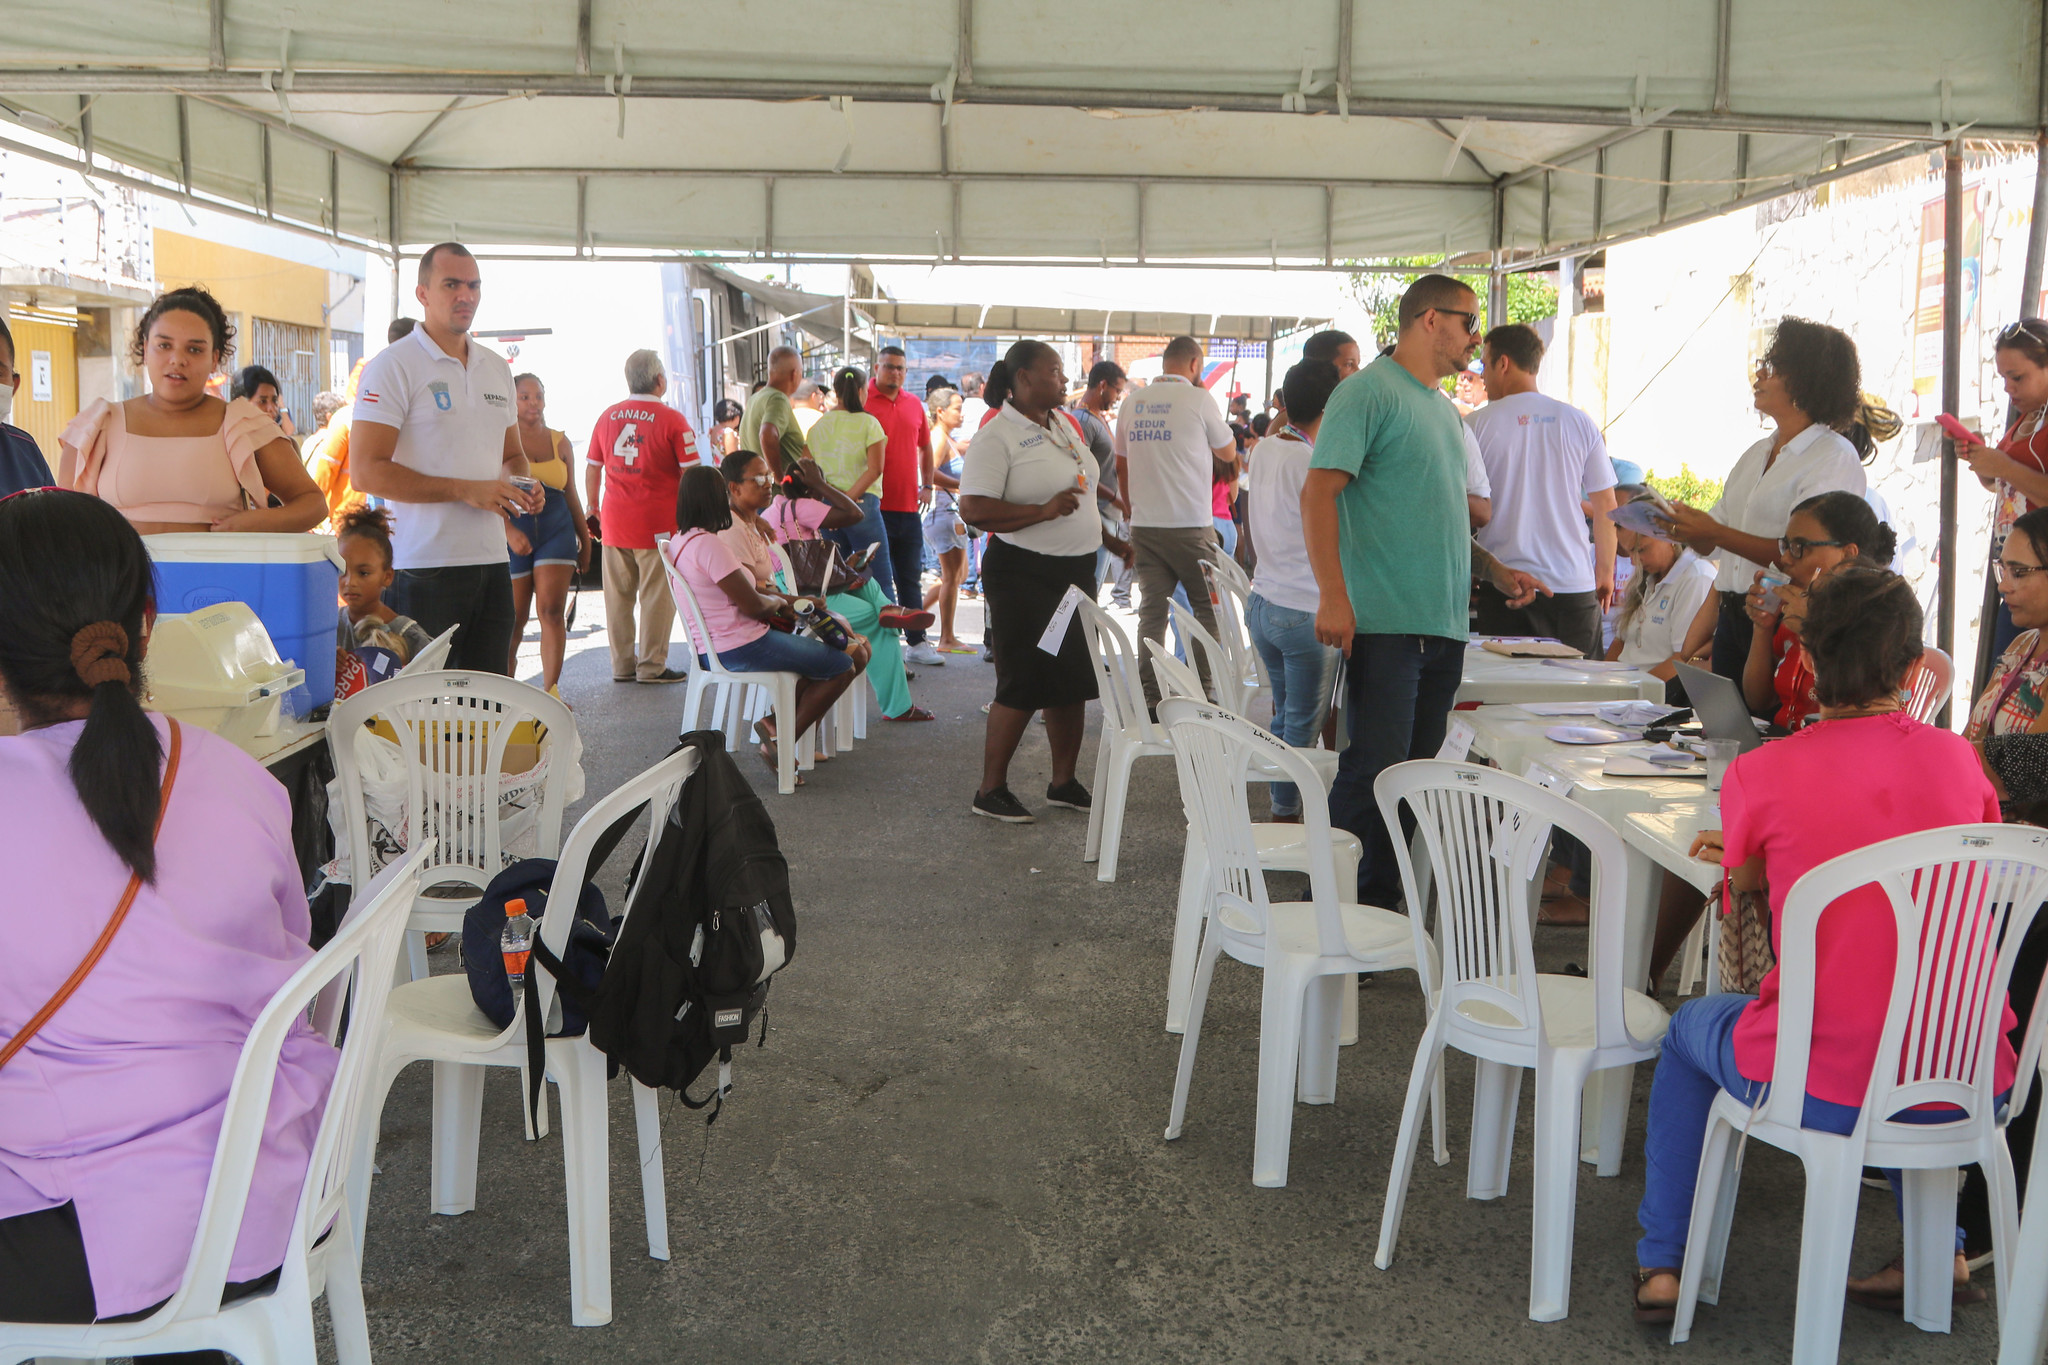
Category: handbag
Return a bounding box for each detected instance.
[0,718,183,1075]
[1714,870,1777,994]
[782,535,871,597]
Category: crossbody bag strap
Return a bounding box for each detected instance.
[0,718,183,1074]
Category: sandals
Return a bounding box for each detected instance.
[883,705,936,722]
[1633,1267,1681,1324]
[1844,1257,1987,1311]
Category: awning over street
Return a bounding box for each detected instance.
[3,1,2040,269]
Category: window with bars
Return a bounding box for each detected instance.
[247,317,322,429]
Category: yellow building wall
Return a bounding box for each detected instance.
[152,228,329,354]
[6,311,78,461]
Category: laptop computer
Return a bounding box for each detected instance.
[1673,661,1767,755]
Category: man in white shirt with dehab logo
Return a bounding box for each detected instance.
[1114,335,1237,709]
[350,241,540,674]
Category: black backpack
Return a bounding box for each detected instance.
[579,730,796,1120]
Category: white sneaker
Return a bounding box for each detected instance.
[906,642,945,666]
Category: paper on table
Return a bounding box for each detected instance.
[1438,717,1477,761]
[1541,659,1638,673]
[1523,761,1575,796]
[1624,744,1698,765]
[1603,756,1708,777]
[1481,639,1583,658]
[1596,700,1683,728]
[1037,584,1086,655]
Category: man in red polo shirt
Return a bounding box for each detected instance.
[585,348,699,684]
[867,345,939,664]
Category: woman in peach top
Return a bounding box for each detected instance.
[57,286,323,536]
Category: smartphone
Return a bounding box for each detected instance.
[1936,412,1977,446]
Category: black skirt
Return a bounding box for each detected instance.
[984,536,1100,711]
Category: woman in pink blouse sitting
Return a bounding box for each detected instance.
[0,490,336,1363]
[1631,566,2014,1323]
[662,464,858,778]
[57,286,323,535]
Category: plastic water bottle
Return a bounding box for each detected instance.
[501,897,535,991]
[793,599,850,650]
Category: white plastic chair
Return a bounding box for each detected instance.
[1199,555,1270,709]
[657,535,807,795]
[1158,698,1428,1187]
[1145,638,1354,1038]
[328,669,579,982]
[1998,1015,2048,1365]
[1168,597,1255,716]
[394,624,459,678]
[0,846,427,1365]
[1373,759,1670,1322]
[350,748,697,1328]
[1671,824,2048,1360]
[1077,598,1175,882]
[766,538,861,757]
[1905,645,1954,723]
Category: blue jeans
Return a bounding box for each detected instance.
[1213,514,1238,558]
[700,627,852,681]
[1245,593,1336,817]
[1327,633,1464,905]
[881,508,929,645]
[1637,994,1969,1269]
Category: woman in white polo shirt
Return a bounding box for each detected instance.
[1653,317,1886,683]
[959,340,1133,823]
[1605,525,1719,699]
[1244,358,1342,821]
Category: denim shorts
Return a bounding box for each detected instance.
[702,627,853,681]
[925,492,966,554]
[509,485,577,577]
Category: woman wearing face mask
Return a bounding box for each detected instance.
[1740,491,1894,730]
[1955,319,2048,656]
[56,287,323,535]
[0,314,55,497]
[1653,317,1878,683]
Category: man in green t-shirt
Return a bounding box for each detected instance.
[740,346,811,472]
[1303,274,1549,905]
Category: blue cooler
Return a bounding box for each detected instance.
[144,533,343,715]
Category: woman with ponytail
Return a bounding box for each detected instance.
[0,489,337,1352]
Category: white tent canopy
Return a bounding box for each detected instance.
[2,1,2042,270]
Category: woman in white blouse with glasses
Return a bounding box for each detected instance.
[1653,316,1894,683]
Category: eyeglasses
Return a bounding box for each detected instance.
[1433,307,1482,336]
[1778,535,1845,561]
[1999,558,2046,583]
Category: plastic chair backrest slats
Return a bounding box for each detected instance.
[327,670,577,897]
[1377,760,1638,1051]
[154,844,427,1325]
[1144,637,1208,704]
[656,533,728,671]
[1904,646,1954,724]
[1168,598,1246,712]
[1762,825,2048,1138]
[1077,599,1159,744]
[394,624,459,679]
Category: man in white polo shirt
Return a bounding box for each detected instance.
[1466,322,1618,657]
[1114,334,1236,708]
[349,241,540,674]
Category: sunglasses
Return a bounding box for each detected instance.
[1433,307,1482,337]
[1999,320,2048,349]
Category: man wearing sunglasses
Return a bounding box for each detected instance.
[1303,273,1549,906]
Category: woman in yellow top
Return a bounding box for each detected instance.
[57,286,324,535]
[506,372,592,694]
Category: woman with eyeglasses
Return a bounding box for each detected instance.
[1966,504,2048,746]
[1654,317,1885,683]
[1953,319,2048,656]
[1737,491,1895,730]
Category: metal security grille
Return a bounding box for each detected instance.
[248,317,321,430]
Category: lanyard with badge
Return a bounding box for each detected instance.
[1278,422,1314,449]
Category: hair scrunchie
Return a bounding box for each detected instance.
[70,621,132,688]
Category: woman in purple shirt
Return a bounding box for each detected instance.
[0,490,336,1364]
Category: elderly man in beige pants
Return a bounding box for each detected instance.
[584,349,700,683]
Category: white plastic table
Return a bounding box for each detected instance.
[1456,646,1665,705]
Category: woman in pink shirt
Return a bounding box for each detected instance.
[0,490,335,1363]
[663,465,856,778]
[1631,567,2013,1323]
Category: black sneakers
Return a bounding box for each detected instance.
[972,785,1035,823]
[1044,779,1091,810]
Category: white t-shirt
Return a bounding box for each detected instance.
[1113,373,1233,529]
[1246,433,1320,613]
[1706,423,1866,591]
[1616,548,1718,667]
[959,396,989,431]
[958,404,1103,558]
[1467,391,1616,594]
[1462,425,1491,498]
[351,329,517,570]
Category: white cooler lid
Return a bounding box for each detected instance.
[144,532,341,567]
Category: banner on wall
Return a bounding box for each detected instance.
[1913,187,1985,408]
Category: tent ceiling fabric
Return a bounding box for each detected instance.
[1,1,2040,267]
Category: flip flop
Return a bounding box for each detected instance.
[1632,1267,1681,1325]
[756,739,803,786]
[884,705,937,721]
[1844,1257,1987,1311]
[937,643,979,654]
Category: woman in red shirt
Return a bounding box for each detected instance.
[1740,490,1894,730]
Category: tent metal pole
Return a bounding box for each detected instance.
[1261,318,1273,412]
[2025,131,2048,318]
[1488,184,1506,326]
[1939,142,1963,720]
[843,269,852,370]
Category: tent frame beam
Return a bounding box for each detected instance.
[399,164,1486,193]
[0,68,2030,143]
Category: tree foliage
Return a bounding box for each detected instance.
[1645,465,1726,510]
[1345,257,1560,351]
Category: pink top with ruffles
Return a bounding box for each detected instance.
[60,398,281,526]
